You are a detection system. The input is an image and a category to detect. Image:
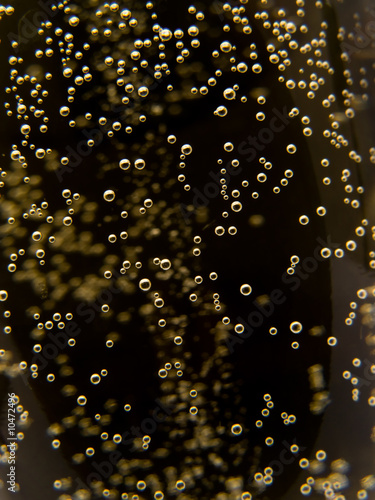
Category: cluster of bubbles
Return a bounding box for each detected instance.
[0,0,374,499]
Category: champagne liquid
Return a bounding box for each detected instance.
[0,1,374,499]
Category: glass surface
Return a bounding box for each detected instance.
[0,1,374,499]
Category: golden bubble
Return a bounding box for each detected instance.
[77,395,87,406]
[223,88,236,100]
[240,284,252,296]
[231,424,242,435]
[90,374,101,385]
[139,279,151,291]
[215,106,228,117]
[103,190,115,202]
[290,321,303,333]
[220,41,232,52]
[299,215,309,225]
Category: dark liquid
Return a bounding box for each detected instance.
[0,1,374,499]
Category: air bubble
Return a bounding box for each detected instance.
[119,159,131,170]
[32,231,42,241]
[299,215,309,225]
[35,149,46,159]
[20,124,31,135]
[220,41,232,52]
[240,284,252,296]
[160,259,171,270]
[69,15,80,27]
[103,190,115,202]
[134,159,146,170]
[290,321,303,333]
[63,216,73,226]
[90,374,101,385]
[231,424,242,435]
[231,201,242,212]
[223,88,236,100]
[237,62,248,72]
[215,106,228,117]
[60,106,70,117]
[181,144,193,155]
[139,279,151,291]
[138,86,149,97]
[77,396,87,406]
